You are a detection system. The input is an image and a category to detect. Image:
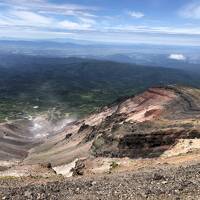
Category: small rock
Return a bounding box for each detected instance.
[24,191,32,198]
[153,173,165,181]
[92,181,97,186]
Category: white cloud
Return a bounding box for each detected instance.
[0,10,54,28]
[0,0,200,46]
[107,25,200,35]
[0,0,97,15]
[0,0,97,31]
[168,54,186,61]
[128,11,144,18]
[179,2,200,19]
[78,17,96,25]
[0,26,74,39]
[58,20,92,30]
[11,10,52,25]
[0,17,11,25]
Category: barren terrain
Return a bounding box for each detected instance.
[1,85,200,199]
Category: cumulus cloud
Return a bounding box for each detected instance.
[168,54,186,61]
[128,11,144,18]
[179,2,200,19]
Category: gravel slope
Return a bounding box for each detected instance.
[1,162,200,200]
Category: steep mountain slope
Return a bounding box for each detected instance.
[1,86,200,199]
[0,120,37,161]
[0,116,75,171]
[18,86,200,167]
[1,85,200,168]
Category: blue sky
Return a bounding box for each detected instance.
[0,0,200,45]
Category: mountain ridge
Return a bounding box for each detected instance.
[1,85,200,165]
[1,85,200,199]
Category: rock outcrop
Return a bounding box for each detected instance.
[1,85,200,199]
[21,86,200,166]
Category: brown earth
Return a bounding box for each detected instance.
[1,85,200,199]
[22,86,200,166]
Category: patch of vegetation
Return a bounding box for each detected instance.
[110,161,119,170]
[0,176,17,180]
[0,55,200,121]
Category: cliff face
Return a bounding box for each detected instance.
[2,85,200,200]
[20,86,200,167]
[1,85,200,177]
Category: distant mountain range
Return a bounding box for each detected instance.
[0,39,199,73]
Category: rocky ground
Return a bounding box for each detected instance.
[0,160,200,200]
[1,86,200,199]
